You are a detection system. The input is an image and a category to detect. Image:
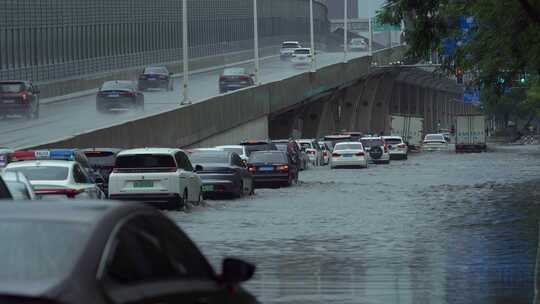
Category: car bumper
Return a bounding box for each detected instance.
[200,178,238,194]
[0,103,29,115]
[139,79,169,89]
[331,157,367,167]
[220,84,250,92]
[253,173,289,185]
[110,193,181,208]
[97,97,136,110]
[422,145,449,151]
[389,149,408,158]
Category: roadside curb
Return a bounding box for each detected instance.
[40,54,280,105]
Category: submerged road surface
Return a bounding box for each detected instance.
[171,145,540,304]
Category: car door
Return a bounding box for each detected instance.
[100,214,232,304]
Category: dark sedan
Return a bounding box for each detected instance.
[219,68,255,94]
[83,148,122,195]
[190,150,254,198]
[0,201,258,304]
[96,81,144,113]
[138,66,173,91]
[248,150,298,188]
[0,80,40,119]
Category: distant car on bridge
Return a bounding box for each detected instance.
[138,66,173,91]
[96,80,144,113]
[0,80,40,120]
[291,48,313,67]
[219,68,255,94]
[349,38,368,51]
[280,41,302,60]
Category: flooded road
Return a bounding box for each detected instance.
[170,145,540,304]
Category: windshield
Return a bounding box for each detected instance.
[282,43,299,48]
[189,152,229,164]
[0,83,24,93]
[299,142,312,149]
[223,68,246,76]
[360,139,384,147]
[115,154,176,168]
[249,152,287,163]
[144,67,168,74]
[334,143,363,150]
[384,138,403,145]
[84,151,117,167]
[242,144,274,156]
[6,166,69,181]
[0,220,90,280]
[101,81,133,91]
[219,147,243,155]
[294,49,310,55]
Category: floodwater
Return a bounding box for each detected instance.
[170,145,540,304]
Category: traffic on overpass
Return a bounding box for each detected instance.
[0,0,539,304]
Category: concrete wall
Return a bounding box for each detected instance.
[190,116,269,148]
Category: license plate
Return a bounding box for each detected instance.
[202,185,214,192]
[34,150,50,159]
[109,93,119,97]
[133,180,154,188]
[343,154,353,157]
[2,99,15,104]
[259,166,274,171]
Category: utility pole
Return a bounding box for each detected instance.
[181,0,191,105]
[253,0,261,84]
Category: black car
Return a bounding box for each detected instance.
[138,66,173,91]
[271,139,303,170]
[239,140,278,157]
[189,150,254,198]
[96,81,144,113]
[248,150,299,188]
[83,148,122,195]
[219,68,255,94]
[0,80,40,119]
[0,201,258,304]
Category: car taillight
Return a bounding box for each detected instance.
[219,75,226,81]
[397,144,406,148]
[238,75,250,81]
[323,151,328,156]
[97,91,107,97]
[276,165,289,172]
[355,152,365,156]
[36,188,83,198]
[248,165,256,172]
[19,92,28,102]
[307,150,316,154]
[120,91,135,97]
[332,152,340,157]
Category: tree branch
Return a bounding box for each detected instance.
[516,0,540,26]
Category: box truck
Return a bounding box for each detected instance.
[455,114,487,152]
[390,115,424,150]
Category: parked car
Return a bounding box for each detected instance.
[96,80,144,113]
[382,136,409,160]
[360,136,391,164]
[4,159,105,200]
[215,145,249,164]
[0,201,258,304]
[239,140,278,156]
[219,68,255,94]
[349,38,368,51]
[297,139,324,166]
[2,171,37,200]
[291,48,313,67]
[108,148,203,210]
[189,150,254,198]
[422,134,449,151]
[272,139,306,171]
[280,41,302,60]
[248,151,299,188]
[83,148,122,196]
[138,66,173,91]
[330,142,368,169]
[0,80,40,119]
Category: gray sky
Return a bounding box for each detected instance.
[357,0,385,18]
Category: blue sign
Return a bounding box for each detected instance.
[464,87,480,104]
[443,16,475,58]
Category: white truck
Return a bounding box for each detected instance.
[389,115,424,150]
[455,114,487,153]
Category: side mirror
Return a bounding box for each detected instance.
[194,164,203,172]
[220,258,255,285]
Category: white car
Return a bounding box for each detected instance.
[383,136,409,160]
[297,139,323,166]
[349,38,368,51]
[360,137,391,164]
[108,148,203,210]
[215,145,249,163]
[280,41,301,60]
[4,160,105,200]
[422,134,449,151]
[291,48,313,66]
[330,142,368,169]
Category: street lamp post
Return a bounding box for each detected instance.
[253,0,261,84]
[309,0,316,73]
[181,0,191,105]
[343,0,348,63]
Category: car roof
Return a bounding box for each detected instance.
[223,67,246,75]
[361,137,383,140]
[294,48,311,52]
[82,148,122,153]
[282,41,300,44]
[383,136,403,139]
[215,145,244,149]
[297,139,315,142]
[117,148,180,156]
[6,160,76,168]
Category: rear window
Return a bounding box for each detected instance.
[335,143,363,150]
[0,83,24,93]
[115,154,176,168]
[144,67,168,75]
[101,81,134,91]
[282,43,299,48]
[84,151,117,168]
[294,49,310,55]
[274,143,288,152]
[384,138,403,145]
[425,135,445,141]
[189,152,230,164]
[250,152,287,163]
[361,139,384,147]
[299,142,312,149]
[0,220,90,280]
[6,166,69,181]
[223,68,245,76]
